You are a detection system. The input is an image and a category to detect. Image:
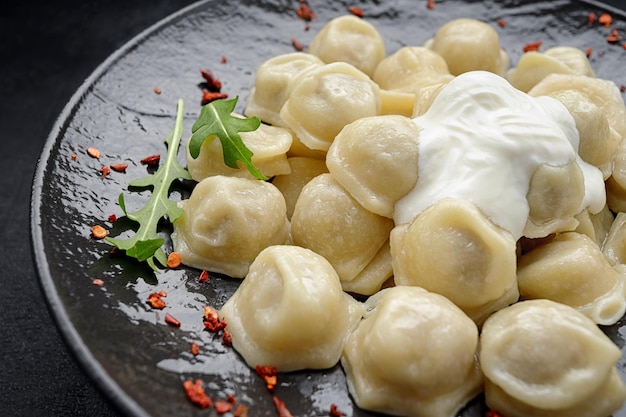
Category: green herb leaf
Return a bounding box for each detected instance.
[189,96,266,180]
[105,99,192,271]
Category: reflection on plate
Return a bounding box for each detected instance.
[31,0,626,416]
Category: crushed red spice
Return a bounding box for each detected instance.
[598,12,613,28]
[227,393,236,404]
[140,154,160,166]
[153,86,162,95]
[426,0,435,10]
[92,278,105,286]
[621,85,626,93]
[588,12,596,25]
[202,90,229,105]
[586,46,593,58]
[255,365,278,391]
[147,291,167,309]
[348,6,364,17]
[191,342,200,356]
[234,404,249,417]
[200,68,223,92]
[167,251,182,268]
[198,270,210,283]
[91,225,108,239]
[108,214,117,223]
[215,400,233,414]
[329,404,344,417]
[486,411,504,417]
[71,153,77,161]
[109,163,128,173]
[296,1,316,22]
[607,28,620,43]
[497,19,506,28]
[222,328,233,347]
[164,312,181,327]
[221,56,228,64]
[291,37,304,51]
[203,306,228,333]
[273,396,294,417]
[183,379,212,409]
[522,40,542,52]
[100,165,111,177]
[87,147,101,159]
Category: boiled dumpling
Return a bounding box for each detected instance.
[171,176,290,278]
[480,299,626,417]
[219,245,363,371]
[271,157,328,219]
[279,62,381,152]
[574,204,615,247]
[341,239,393,296]
[603,212,626,266]
[342,286,483,417]
[308,14,385,78]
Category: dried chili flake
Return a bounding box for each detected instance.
[71,153,77,161]
[191,341,200,356]
[164,312,181,327]
[426,0,435,10]
[329,404,344,417]
[167,251,182,268]
[497,19,506,28]
[183,379,212,409]
[607,28,620,43]
[198,270,210,283]
[87,147,101,159]
[522,41,542,52]
[91,225,108,239]
[273,396,294,417]
[296,2,316,21]
[140,154,160,166]
[203,306,227,332]
[292,37,304,51]
[221,56,227,64]
[153,86,162,95]
[147,291,167,309]
[215,400,233,414]
[486,411,504,417]
[621,85,626,93]
[586,46,593,58]
[234,404,249,417]
[348,6,364,17]
[108,214,117,223]
[110,163,128,173]
[255,365,278,391]
[222,328,233,347]
[598,12,612,28]
[201,90,229,105]
[200,68,223,92]
[227,393,236,404]
[588,12,596,25]
[92,278,105,286]
[100,165,111,177]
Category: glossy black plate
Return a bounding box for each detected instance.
[31,0,626,416]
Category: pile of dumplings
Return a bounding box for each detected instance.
[171,14,626,417]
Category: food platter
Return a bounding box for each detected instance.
[30,0,626,416]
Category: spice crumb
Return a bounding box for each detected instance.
[598,12,612,28]
[191,342,200,356]
[348,6,364,17]
[87,147,101,159]
[215,400,233,415]
[140,154,160,166]
[71,153,77,161]
[329,404,344,417]
[164,312,181,327]
[153,86,161,94]
[92,279,105,286]
[198,270,210,282]
[522,41,542,52]
[100,166,111,177]
[292,37,304,51]
[497,19,506,28]
[91,225,108,239]
[426,0,435,9]
[183,379,212,409]
[607,28,620,43]
[167,251,182,268]
[147,291,167,309]
[110,163,128,173]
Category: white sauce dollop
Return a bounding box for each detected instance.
[394,71,605,240]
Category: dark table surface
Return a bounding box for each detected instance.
[2,1,625,416]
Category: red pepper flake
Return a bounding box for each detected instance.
[586,46,593,58]
[222,328,233,347]
[109,163,128,173]
[255,365,278,392]
[164,312,181,327]
[234,404,249,417]
[167,251,182,268]
[191,342,200,356]
[329,404,344,417]
[296,2,316,21]
[198,270,210,283]
[91,225,108,239]
[200,68,223,92]
[71,153,77,161]
[348,6,364,17]
[588,12,596,25]
[623,43,626,50]
[92,278,105,286]
[292,37,304,51]
[522,41,542,52]
[87,147,101,159]
[203,306,227,332]
[215,400,233,415]
[607,28,620,43]
[201,90,229,105]
[598,12,613,28]
[486,411,504,417]
[273,396,294,417]
[100,165,111,177]
[147,291,167,309]
[153,86,161,95]
[140,154,160,166]
[426,0,435,10]
[497,19,506,28]
[227,394,236,404]
[221,56,227,64]
[108,214,117,223]
[620,85,626,93]
[183,379,212,409]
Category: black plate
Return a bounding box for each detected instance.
[31,0,626,416]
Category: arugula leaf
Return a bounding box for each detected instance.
[106,99,192,271]
[189,96,266,180]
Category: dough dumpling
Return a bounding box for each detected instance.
[426,18,509,76]
[308,15,385,78]
[271,157,328,219]
[291,173,394,283]
[603,212,626,266]
[279,62,381,152]
[517,232,626,325]
[341,239,393,296]
[171,176,290,278]
[390,198,518,324]
[245,52,324,126]
[480,299,626,417]
[219,245,363,371]
[342,286,483,417]
[186,123,292,181]
[574,204,614,247]
[326,115,421,218]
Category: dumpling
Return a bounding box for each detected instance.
[390,198,519,324]
[171,176,290,278]
[425,18,509,76]
[271,157,328,219]
[480,299,626,417]
[517,232,626,325]
[245,52,324,126]
[342,286,483,417]
[603,212,626,266]
[291,173,394,283]
[341,239,393,296]
[308,15,385,78]
[219,245,363,371]
[507,46,595,93]
[574,204,615,247]
[326,115,421,219]
[186,122,292,181]
[279,62,381,152]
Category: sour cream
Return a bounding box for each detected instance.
[394,71,605,240]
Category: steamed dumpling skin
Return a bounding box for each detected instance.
[219,245,363,371]
[171,176,290,278]
[342,286,483,417]
[480,299,626,417]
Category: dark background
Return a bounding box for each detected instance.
[1,0,625,416]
